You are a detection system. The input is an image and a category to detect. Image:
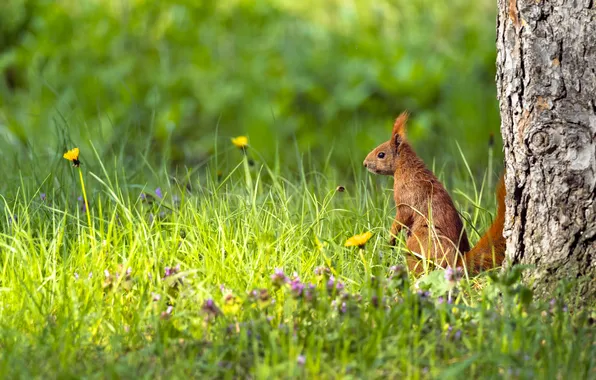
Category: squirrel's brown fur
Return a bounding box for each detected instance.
[363,112,506,275]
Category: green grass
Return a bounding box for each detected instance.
[0,146,594,379]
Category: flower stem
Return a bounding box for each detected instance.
[359,248,370,276]
[78,167,93,235]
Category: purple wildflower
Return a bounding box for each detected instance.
[550,298,556,308]
[290,277,305,298]
[161,305,173,320]
[102,270,113,288]
[454,330,462,340]
[417,290,431,299]
[371,295,379,308]
[445,266,464,284]
[446,325,462,340]
[304,283,316,302]
[314,266,331,277]
[271,268,289,287]
[163,264,180,278]
[389,265,406,277]
[327,275,345,293]
[77,196,86,213]
[247,289,259,301]
[201,299,221,319]
[259,288,271,303]
[297,355,306,366]
[340,301,347,314]
[155,187,163,199]
[40,193,46,201]
[247,289,271,305]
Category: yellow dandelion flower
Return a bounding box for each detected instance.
[63,147,81,167]
[345,232,373,248]
[231,136,248,149]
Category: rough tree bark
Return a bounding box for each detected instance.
[496,0,595,302]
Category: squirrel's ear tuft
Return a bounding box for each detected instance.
[392,111,409,138]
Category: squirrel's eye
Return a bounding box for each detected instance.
[377,152,385,159]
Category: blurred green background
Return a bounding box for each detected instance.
[0,0,502,180]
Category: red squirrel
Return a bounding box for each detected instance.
[363,112,506,274]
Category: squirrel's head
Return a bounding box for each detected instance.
[363,111,409,175]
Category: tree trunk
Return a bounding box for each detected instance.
[496,0,595,302]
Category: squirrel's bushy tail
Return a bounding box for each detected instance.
[463,173,506,273]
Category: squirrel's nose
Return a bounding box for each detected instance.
[363,161,368,168]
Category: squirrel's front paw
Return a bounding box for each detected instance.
[388,236,397,247]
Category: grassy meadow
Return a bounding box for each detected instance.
[1,0,595,378]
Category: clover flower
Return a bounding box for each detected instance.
[297,355,306,366]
